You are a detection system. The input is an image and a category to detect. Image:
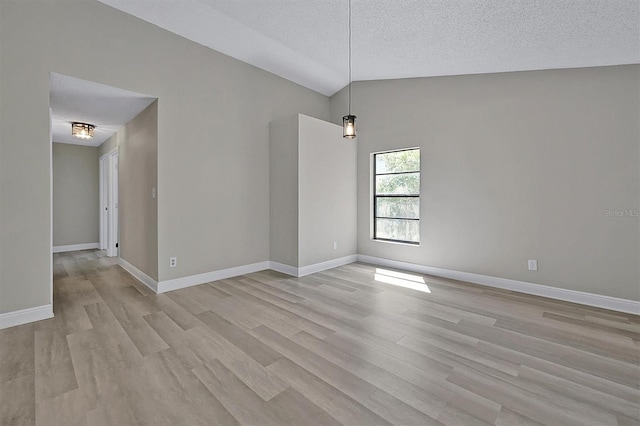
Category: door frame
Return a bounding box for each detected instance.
[99,155,108,250]
[99,148,119,257]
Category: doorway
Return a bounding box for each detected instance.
[100,150,119,257]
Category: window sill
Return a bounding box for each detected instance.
[371,238,420,247]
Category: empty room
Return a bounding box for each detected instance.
[0,1,638,425]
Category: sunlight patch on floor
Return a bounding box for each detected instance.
[374,268,431,293]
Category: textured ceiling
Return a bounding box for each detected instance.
[50,73,156,147]
[97,0,640,95]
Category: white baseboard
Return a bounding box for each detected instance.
[115,251,638,315]
[269,255,358,278]
[53,242,99,253]
[0,304,53,330]
[358,255,640,315]
[121,255,358,294]
[298,255,359,277]
[269,261,299,277]
[158,261,271,293]
[118,258,158,293]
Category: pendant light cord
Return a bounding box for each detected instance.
[348,0,352,116]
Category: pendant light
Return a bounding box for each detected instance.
[71,122,95,140]
[343,0,356,139]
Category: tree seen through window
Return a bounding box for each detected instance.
[373,148,420,244]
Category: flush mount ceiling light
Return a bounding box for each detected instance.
[71,122,95,140]
[343,0,356,139]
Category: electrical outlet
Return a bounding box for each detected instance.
[170,257,177,268]
[528,259,537,271]
[332,241,338,250]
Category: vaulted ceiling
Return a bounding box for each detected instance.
[97,0,640,96]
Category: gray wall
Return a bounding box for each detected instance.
[269,115,299,267]
[99,101,159,281]
[52,143,99,247]
[269,114,358,269]
[330,65,640,301]
[0,0,328,314]
[298,114,357,267]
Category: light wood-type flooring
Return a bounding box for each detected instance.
[1,250,639,425]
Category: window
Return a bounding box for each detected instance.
[373,148,420,244]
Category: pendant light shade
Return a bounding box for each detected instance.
[71,122,95,140]
[343,115,356,139]
[343,0,357,139]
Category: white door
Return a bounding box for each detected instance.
[99,151,119,257]
[99,156,109,250]
[110,152,119,257]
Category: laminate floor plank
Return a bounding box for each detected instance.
[216,279,335,338]
[37,299,93,336]
[436,403,495,426]
[34,329,78,401]
[291,330,447,419]
[589,313,640,327]
[364,388,445,426]
[242,277,404,342]
[208,282,302,336]
[542,311,640,342]
[52,277,101,306]
[119,349,238,426]
[146,293,201,331]
[363,310,481,347]
[266,358,392,426]
[196,310,283,367]
[315,270,386,293]
[180,284,232,311]
[110,304,170,357]
[83,391,139,426]
[452,319,640,389]
[1,252,638,426]
[447,367,618,425]
[402,301,498,325]
[0,375,35,426]
[35,388,92,426]
[238,276,306,303]
[252,325,379,403]
[266,387,343,426]
[397,334,520,377]
[327,328,453,376]
[0,324,34,383]
[494,407,543,426]
[236,278,348,332]
[257,277,374,320]
[494,316,639,363]
[204,295,265,330]
[165,290,210,315]
[322,331,502,423]
[191,359,280,426]
[188,325,290,401]
[476,340,640,404]
[517,365,640,421]
[142,311,210,369]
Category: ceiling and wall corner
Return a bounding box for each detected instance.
[97,0,640,96]
[49,73,156,146]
